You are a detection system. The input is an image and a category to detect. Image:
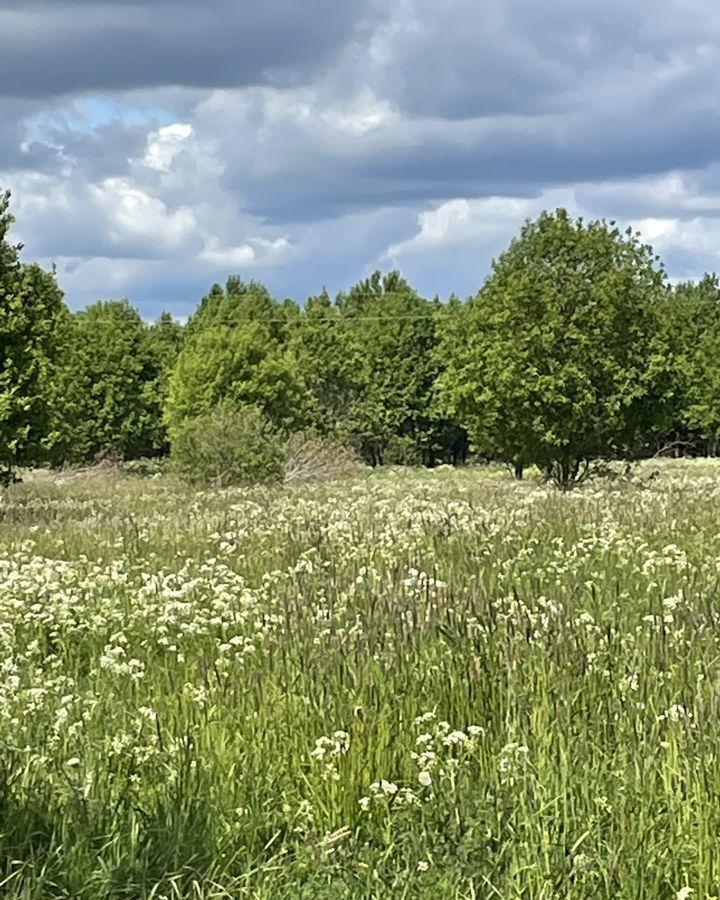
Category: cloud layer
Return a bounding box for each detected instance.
[2,0,720,315]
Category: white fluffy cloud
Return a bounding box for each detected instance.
[90,178,197,251]
[142,123,194,172]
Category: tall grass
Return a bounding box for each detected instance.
[1,461,719,898]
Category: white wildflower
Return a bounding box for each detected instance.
[414,711,435,725]
[658,704,692,723]
[443,730,468,746]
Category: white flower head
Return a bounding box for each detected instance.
[414,711,436,726]
[443,730,468,746]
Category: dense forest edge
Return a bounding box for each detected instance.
[3,188,719,490]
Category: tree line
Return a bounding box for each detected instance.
[2,190,720,487]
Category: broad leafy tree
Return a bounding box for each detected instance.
[293,274,468,466]
[144,311,185,452]
[334,271,446,465]
[0,191,67,483]
[165,278,309,439]
[439,209,670,487]
[661,274,720,455]
[289,290,356,437]
[53,300,170,462]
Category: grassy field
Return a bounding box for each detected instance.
[1,461,719,898]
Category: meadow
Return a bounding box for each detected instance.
[1,461,719,899]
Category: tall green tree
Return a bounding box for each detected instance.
[438,209,670,487]
[330,271,447,465]
[430,295,470,464]
[165,278,309,439]
[54,300,169,462]
[289,290,356,438]
[144,311,185,452]
[292,274,467,466]
[660,274,720,455]
[0,190,67,483]
[186,276,294,340]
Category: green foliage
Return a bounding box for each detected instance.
[122,456,169,478]
[289,290,355,437]
[8,174,720,486]
[660,274,720,454]
[337,272,443,465]
[165,279,309,440]
[293,272,464,466]
[144,310,185,447]
[187,275,293,339]
[171,400,284,486]
[439,209,670,487]
[52,301,179,463]
[0,190,67,482]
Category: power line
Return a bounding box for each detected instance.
[186,314,440,325]
[174,299,720,328]
[147,288,720,327]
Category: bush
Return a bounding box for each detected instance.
[283,432,362,482]
[171,402,284,487]
[122,457,169,478]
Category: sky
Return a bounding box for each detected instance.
[3,0,720,319]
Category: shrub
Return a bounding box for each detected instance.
[171,402,284,487]
[122,457,169,478]
[283,431,362,482]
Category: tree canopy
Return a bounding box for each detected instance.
[52,300,180,463]
[660,274,720,455]
[0,191,66,482]
[165,278,309,439]
[6,183,720,488]
[438,208,670,486]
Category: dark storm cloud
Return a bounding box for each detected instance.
[0,106,157,177]
[5,0,720,313]
[374,0,720,120]
[49,120,155,179]
[0,99,58,169]
[217,97,720,224]
[0,0,380,98]
[191,0,720,222]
